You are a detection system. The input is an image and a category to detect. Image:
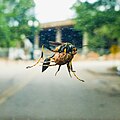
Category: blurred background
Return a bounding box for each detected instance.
[0,0,120,119]
[0,0,120,60]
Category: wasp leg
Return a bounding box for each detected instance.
[55,65,61,76]
[39,64,57,67]
[72,72,84,82]
[70,63,76,72]
[42,63,57,72]
[67,63,72,77]
[41,45,44,58]
[26,45,44,69]
[70,62,85,82]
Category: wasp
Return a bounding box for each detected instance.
[26,42,84,82]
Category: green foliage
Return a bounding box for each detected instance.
[72,0,120,53]
[0,0,39,47]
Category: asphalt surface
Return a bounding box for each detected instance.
[0,60,120,120]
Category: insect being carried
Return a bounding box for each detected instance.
[26,42,84,82]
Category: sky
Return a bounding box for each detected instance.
[34,0,76,23]
[34,0,97,23]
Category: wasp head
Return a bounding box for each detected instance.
[72,46,77,55]
[66,43,77,55]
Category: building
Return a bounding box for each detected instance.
[35,19,84,49]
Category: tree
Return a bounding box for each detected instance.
[72,0,120,54]
[0,0,39,47]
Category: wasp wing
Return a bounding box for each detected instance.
[49,41,63,46]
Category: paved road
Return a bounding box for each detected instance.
[0,60,120,120]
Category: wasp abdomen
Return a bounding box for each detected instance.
[42,58,50,72]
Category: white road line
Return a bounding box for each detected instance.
[0,71,38,105]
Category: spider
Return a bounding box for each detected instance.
[26,42,84,82]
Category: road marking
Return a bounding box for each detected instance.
[0,71,38,105]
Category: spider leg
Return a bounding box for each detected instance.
[67,63,72,77]
[26,45,44,69]
[70,62,85,82]
[55,65,61,76]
